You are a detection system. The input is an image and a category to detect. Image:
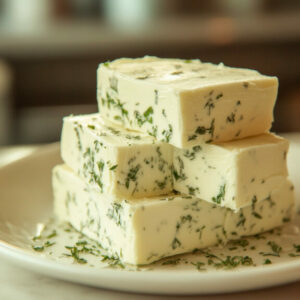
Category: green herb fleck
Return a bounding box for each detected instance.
[148,125,158,138]
[135,106,154,127]
[162,124,173,143]
[74,126,82,151]
[251,196,262,219]
[171,237,181,249]
[64,246,87,264]
[204,98,215,115]
[109,165,118,171]
[154,89,158,104]
[87,124,95,130]
[107,203,123,228]
[176,214,193,232]
[172,156,187,181]
[289,253,300,257]
[194,119,215,141]
[188,134,197,141]
[187,186,199,196]
[144,106,153,119]
[162,258,181,266]
[252,212,262,219]
[155,176,168,190]
[32,245,44,252]
[202,251,253,269]
[212,184,226,204]
[196,226,206,240]
[183,145,202,160]
[237,212,246,227]
[293,244,300,252]
[195,126,206,135]
[231,239,249,248]
[264,259,272,264]
[216,93,223,99]
[98,161,105,172]
[226,113,235,123]
[125,164,141,189]
[46,230,57,239]
[260,241,282,257]
[191,261,206,271]
[101,254,125,269]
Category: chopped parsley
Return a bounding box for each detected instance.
[293,244,300,252]
[191,119,215,142]
[264,259,272,265]
[134,106,154,127]
[162,258,181,266]
[46,230,57,239]
[176,214,192,232]
[191,261,206,271]
[171,237,181,249]
[87,124,95,130]
[154,89,158,104]
[172,156,187,181]
[187,185,199,196]
[162,124,173,143]
[212,184,226,204]
[231,239,249,248]
[109,164,118,171]
[226,113,235,123]
[237,211,246,227]
[252,212,262,219]
[183,145,202,160]
[155,176,168,190]
[64,246,88,264]
[101,254,125,269]
[259,241,282,257]
[107,203,123,227]
[125,164,141,189]
[32,245,44,252]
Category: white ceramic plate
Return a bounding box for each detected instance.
[1,139,300,295]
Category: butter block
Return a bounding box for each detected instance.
[97,56,278,148]
[225,179,295,239]
[173,133,289,210]
[61,114,173,199]
[53,164,294,265]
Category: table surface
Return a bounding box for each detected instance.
[1,136,300,300]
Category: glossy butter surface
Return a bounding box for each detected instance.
[97,56,278,147]
[53,165,294,265]
[61,114,173,199]
[173,133,289,210]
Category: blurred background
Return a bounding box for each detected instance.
[0,0,299,145]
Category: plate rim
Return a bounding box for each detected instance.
[1,233,300,295]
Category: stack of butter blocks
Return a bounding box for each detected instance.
[53,57,295,265]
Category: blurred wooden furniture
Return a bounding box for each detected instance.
[0,61,12,145]
[0,12,299,143]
